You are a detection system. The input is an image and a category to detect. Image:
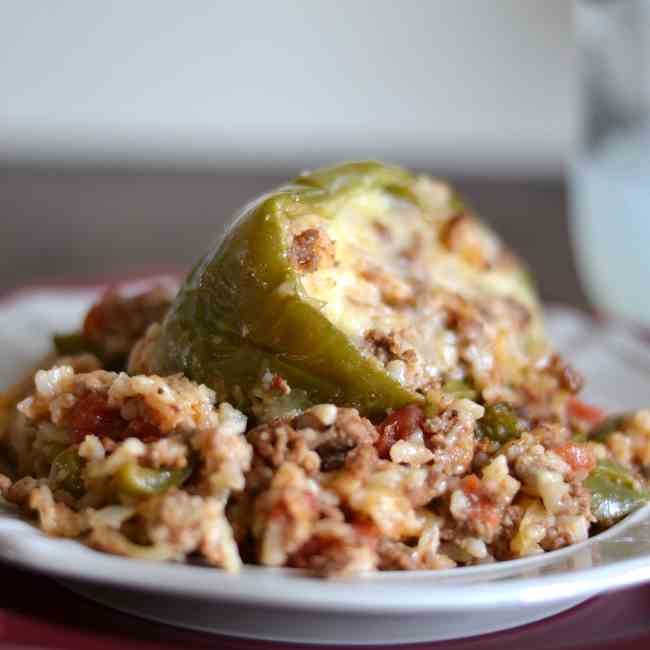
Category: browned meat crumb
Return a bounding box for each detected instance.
[83,285,175,360]
[289,520,378,577]
[439,214,500,270]
[545,354,584,394]
[289,228,335,273]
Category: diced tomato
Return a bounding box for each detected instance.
[351,521,380,546]
[461,474,482,494]
[123,416,162,443]
[288,535,337,568]
[269,374,290,395]
[460,475,500,530]
[554,442,597,473]
[69,393,162,443]
[568,397,606,427]
[69,393,123,442]
[375,404,424,459]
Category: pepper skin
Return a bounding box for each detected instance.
[152,161,544,418]
[116,459,195,497]
[585,459,649,526]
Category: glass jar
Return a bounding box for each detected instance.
[571,0,650,323]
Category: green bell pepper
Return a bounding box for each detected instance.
[116,459,195,497]
[585,459,649,526]
[53,331,126,371]
[49,446,85,497]
[588,413,629,443]
[442,379,478,401]
[477,403,522,443]
[53,332,89,357]
[151,161,543,418]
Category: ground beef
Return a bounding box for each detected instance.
[83,285,175,362]
[247,420,320,482]
[545,354,584,394]
[289,520,378,577]
[289,228,335,273]
[376,538,418,571]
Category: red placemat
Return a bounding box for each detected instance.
[0,560,649,650]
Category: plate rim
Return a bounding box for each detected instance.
[0,502,648,613]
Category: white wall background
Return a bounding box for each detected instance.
[0,1,574,175]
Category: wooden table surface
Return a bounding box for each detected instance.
[0,165,589,310]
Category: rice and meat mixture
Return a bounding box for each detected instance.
[0,284,648,578]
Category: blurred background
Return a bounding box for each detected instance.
[1,1,573,174]
[1,1,582,305]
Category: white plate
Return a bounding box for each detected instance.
[2,285,650,645]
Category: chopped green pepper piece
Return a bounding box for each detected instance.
[53,331,126,371]
[50,447,84,497]
[584,459,649,526]
[589,413,629,443]
[116,460,195,497]
[442,379,478,401]
[477,403,522,443]
[53,332,89,357]
[251,386,311,423]
[423,400,440,418]
[151,161,543,418]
